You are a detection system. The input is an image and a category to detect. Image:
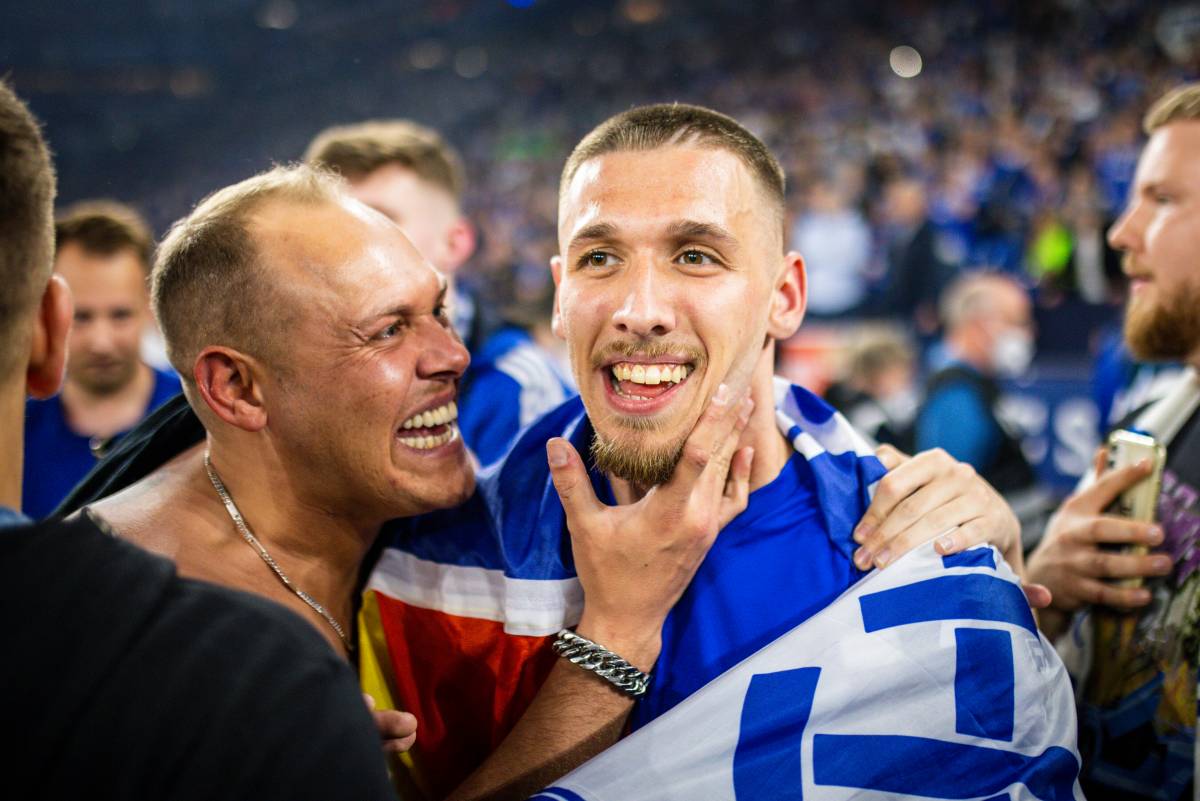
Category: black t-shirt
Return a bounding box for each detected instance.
[1,514,396,801]
[1081,406,1200,800]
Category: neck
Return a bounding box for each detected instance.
[62,361,155,438]
[203,435,380,618]
[608,357,791,505]
[0,377,25,511]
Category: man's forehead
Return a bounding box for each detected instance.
[54,243,146,296]
[1139,120,1200,181]
[250,197,438,309]
[558,146,778,246]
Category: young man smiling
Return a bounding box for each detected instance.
[363,104,1040,798]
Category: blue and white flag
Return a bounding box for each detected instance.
[533,543,1083,801]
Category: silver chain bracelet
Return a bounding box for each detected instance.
[552,629,652,698]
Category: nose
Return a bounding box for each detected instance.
[610,262,675,338]
[1107,202,1142,254]
[415,317,470,381]
[83,317,118,355]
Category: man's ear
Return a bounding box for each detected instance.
[549,255,566,340]
[192,347,269,432]
[766,251,807,340]
[442,217,477,274]
[26,275,73,400]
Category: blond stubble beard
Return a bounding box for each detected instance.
[590,423,688,488]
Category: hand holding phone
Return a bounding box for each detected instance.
[1104,429,1167,588]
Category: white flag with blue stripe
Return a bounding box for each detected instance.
[532,544,1083,800]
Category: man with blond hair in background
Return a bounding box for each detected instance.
[1028,83,1200,800]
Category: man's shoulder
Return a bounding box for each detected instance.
[1,516,394,800]
[1,513,334,660]
[149,365,183,404]
[24,391,68,432]
[475,327,570,391]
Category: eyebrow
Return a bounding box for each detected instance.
[567,221,619,251]
[567,219,738,251]
[355,279,448,329]
[665,220,737,247]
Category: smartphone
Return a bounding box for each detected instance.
[1104,429,1167,588]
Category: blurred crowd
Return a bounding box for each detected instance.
[11,0,1193,324]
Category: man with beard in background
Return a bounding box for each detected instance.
[1027,83,1200,800]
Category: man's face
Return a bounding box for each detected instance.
[554,146,790,486]
[55,242,148,395]
[254,197,474,520]
[347,163,462,274]
[1109,120,1200,363]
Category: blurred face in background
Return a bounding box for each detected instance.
[553,145,802,486]
[1109,120,1200,364]
[55,242,148,395]
[347,163,472,277]
[981,282,1034,378]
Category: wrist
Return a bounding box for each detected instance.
[574,613,662,673]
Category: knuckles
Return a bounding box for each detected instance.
[953,461,977,484]
[682,441,712,472]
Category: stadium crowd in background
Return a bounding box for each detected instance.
[7,0,1200,798]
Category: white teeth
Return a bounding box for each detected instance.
[610,362,692,386]
[400,402,459,432]
[397,426,458,450]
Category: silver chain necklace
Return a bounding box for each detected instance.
[203,452,353,652]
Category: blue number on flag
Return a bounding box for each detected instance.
[732,552,1078,801]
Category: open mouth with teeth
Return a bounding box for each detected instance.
[397,400,459,450]
[607,361,694,405]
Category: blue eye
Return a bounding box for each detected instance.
[378,322,401,340]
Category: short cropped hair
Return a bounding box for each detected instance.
[304,119,465,200]
[1144,82,1200,134]
[561,103,786,224]
[846,327,914,385]
[151,164,344,383]
[0,80,56,377]
[939,272,1024,332]
[56,200,154,274]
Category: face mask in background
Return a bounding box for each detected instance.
[992,328,1034,378]
[877,387,918,426]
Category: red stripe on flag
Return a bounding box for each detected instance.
[375,592,559,797]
